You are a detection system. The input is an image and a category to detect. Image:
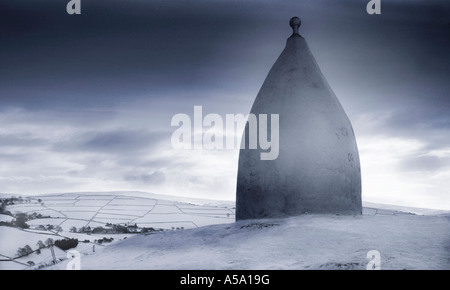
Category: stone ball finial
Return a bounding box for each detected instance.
[289,16,301,35]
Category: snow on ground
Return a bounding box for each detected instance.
[0,246,67,270]
[136,222,197,230]
[133,213,234,229]
[0,214,14,223]
[75,199,110,206]
[27,218,65,227]
[363,201,450,216]
[0,226,128,270]
[0,227,60,258]
[101,205,150,211]
[0,192,237,269]
[93,217,135,224]
[98,209,148,216]
[16,246,67,265]
[7,205,45,214]
[109,197,157,206]
[6,193,236,230]
[63,211,98,220]
[0,260,26,270]
[3,192,449,270]
[49,212,450,270]
[37,191,234,207]
[57,219,90,231]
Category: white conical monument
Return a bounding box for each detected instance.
[236,17,362,220]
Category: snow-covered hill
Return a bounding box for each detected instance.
[0,191,235,270]
[2,191,449,270]
[50,209,450,270]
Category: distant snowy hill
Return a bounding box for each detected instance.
[362,201,450,216]
[31,191,235,207]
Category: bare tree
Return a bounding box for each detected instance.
[36,240,45,249]
[24,245,33,255]
[16,245,33,257]
[44,238,54,247]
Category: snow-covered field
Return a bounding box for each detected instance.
[0,226,60,257]
[49,211,450,270]
[0,191,235,270]
[0,214,14,223]
[6,192,235,230]
[1,191,449,270]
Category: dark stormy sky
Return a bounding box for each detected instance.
[1,0,449,209]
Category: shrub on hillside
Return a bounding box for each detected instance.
[14,213,29,229]
[54,238,78,251]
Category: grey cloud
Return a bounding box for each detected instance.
[0,153,31,163]
[354,92,450,145]
[114,156,180,170]
[82,131,161,152]
[124,171,166,185]
[0,107,119,129]
[399,155,449,172]
[384,103,450,133]
[0,0,269,110]
[53,130,170,154]
[0,133,47,147]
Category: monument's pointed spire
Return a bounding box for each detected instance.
[236,17,362,220]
